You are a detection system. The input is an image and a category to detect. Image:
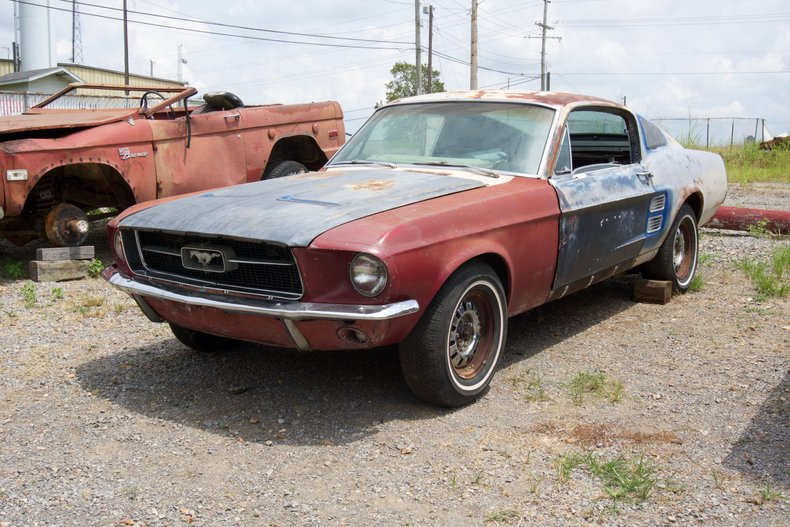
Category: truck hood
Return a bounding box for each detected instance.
[119,168,486,247]
[0,108,139,137]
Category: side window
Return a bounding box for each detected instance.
[554,126,572,175]
[566,109,639,171]
[640,117,668,150]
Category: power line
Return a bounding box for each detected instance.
[13,0,412,51]
[61,0,415,45]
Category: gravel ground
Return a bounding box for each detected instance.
[0,184,788,527]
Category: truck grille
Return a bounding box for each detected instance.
[124,230,302,299]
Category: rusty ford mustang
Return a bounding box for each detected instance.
[103,90,726,406]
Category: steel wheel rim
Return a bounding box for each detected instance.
[673,215,696,285]
[448,288,495,380]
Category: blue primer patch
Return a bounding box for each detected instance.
[120,169,484,247]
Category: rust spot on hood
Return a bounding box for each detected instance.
[344,179,395,191]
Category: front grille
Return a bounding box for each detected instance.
[126,230,302,299]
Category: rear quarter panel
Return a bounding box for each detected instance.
[642,144,727,226]
[240,102,345,180]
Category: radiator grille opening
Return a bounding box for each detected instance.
[127,230,302,299]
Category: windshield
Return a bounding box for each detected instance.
[330,101,555,176]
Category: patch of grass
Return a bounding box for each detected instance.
[87,258,105,278]
[527,473,542,494]
[566,370,624,405]
[713,142,790,185]
[51,287,63,300]
[757,483,785,504]
[556,452,658,504]
[484,509,520,524]
[689,273,704,293]
[556,452,585,482]
[79,294,105,308]
[20,282,36,308]
[712,470,726,490]
[698,253,714,266]
[1,259,26,279]
[509,369,549,402]
[736,245,790,299]
[747,218,779,239]
[113,303,125,314]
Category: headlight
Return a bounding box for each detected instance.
[349,253,388,297]
[113,230,126,262]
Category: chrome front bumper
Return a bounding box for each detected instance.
[102,266,420,322]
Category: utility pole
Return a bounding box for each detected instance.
[531,0,560,91]
[177,44,187,83]
[415,0,422,95]
[123,0,129,87]
[424,5,434,93]
[470,0,478,89]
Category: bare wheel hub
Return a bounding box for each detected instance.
[673,227,686,272]
[44,203,90,247]
[449,300,482,368]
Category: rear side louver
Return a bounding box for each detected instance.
[646,193,667,234]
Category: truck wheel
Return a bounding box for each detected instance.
[642,204,698,293]
[44,203,90,247]
[169,323,240,353]
[263,160,307,179]
[399,262,507,407]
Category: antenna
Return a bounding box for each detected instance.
[71,0,83,63]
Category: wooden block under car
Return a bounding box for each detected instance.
[28,259,91,282]
[35,246,95,261]
[632,279,672,304]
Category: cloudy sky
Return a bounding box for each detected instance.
[1,0,789,138]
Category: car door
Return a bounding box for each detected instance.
[550,108,663,291]
[150,109,247,198]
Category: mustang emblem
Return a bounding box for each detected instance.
[180,245,237,273]
[189,250,220,266]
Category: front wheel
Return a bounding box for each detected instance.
[169,323,241,353]
[642,204,698,293]
[399,262,507,407]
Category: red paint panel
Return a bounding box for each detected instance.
[312,177,561,317]
[146,297,295,348]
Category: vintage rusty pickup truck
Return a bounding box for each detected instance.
[104,90,727,406]
[0,84,344,246]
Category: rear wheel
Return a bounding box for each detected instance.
[642,204,698,293]
[169,323,240,353]
[399,262,507,407]
[263,160,307,179]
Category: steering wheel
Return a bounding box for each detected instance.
[139,91,175,118]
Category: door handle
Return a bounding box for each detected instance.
[224,113,241,121]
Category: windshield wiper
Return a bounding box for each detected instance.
[416,161,500,179]
[332,159,398,169]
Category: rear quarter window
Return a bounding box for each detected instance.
[640,117,668,150]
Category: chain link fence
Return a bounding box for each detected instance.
[649,117,768,148]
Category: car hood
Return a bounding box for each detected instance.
[119,168,486,247]
[0,108,139,137]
